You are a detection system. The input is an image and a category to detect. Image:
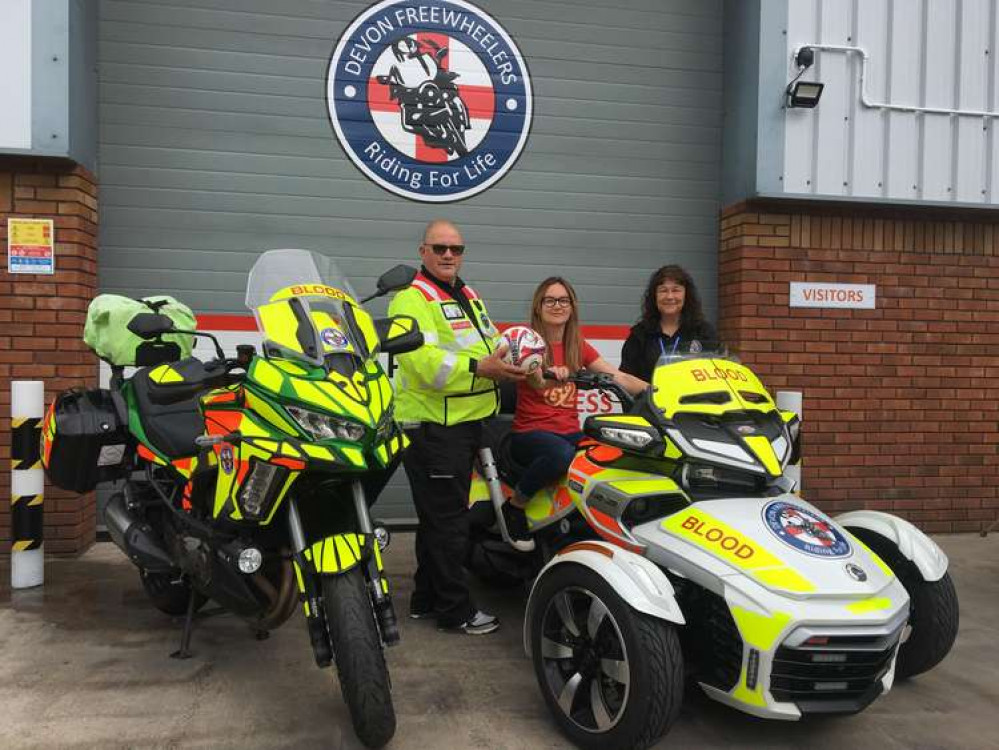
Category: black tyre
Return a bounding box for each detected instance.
[528,563,683,750]
[139,569,208,617]
[896,571,959,678]
[848,529,959,679]
[322,568,396,749]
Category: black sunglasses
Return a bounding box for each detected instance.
[425,243,466,256]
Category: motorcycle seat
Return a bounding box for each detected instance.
[131,367,205,458]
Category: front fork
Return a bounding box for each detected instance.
[287,481,399,670]
[351,481,400,646]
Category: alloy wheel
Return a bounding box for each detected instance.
[539,586,631,733]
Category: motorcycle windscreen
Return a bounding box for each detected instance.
[246,249,365,369]
[254,296,367,369]
[245,248,358,310]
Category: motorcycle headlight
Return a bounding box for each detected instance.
[287,405,366,442]
[600,426,654,449]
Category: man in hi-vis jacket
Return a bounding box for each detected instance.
[388,219,525,635]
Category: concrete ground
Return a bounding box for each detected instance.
[1,533,997,750]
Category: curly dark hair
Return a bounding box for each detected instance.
[637,265,708,332]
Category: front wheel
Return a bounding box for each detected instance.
[529,564,683,750]
[896,571,959,678]
[849,529,959,679]
[322,569,396,748]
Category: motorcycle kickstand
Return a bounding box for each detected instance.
[170,585,199,660]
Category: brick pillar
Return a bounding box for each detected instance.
[1,157,99,563]
[718,201,999,533]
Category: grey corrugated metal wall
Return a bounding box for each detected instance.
[97,0,724,520]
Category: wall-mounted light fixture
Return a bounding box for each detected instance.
[786,46,824,109]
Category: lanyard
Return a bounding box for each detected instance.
[659,334,680,360]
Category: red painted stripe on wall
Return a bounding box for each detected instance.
[196,314,630,339]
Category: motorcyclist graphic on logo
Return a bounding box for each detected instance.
[376,36,472,157]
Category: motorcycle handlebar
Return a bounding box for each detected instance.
[540,369,634,410]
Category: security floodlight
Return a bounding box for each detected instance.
[787,80,824,108]
[785,46,823,108]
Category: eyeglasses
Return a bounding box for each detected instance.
[424,243,466,256]
[541,297,572,309]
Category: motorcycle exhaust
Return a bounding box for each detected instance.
[104,492,175,572]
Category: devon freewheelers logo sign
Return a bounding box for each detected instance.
[325,0,532,202]
[763,501,852,558]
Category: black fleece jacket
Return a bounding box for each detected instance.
[619,320,720,383]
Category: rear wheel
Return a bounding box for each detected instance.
[322,568,396,748]
[529,564,683,750]
[139,569,207,617]
[848,529,959,679]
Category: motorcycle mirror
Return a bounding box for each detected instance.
[360,265,419,304]
[376,264,418,295]
[128,313,176,340]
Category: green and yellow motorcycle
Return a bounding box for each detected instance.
[42,249,422,749]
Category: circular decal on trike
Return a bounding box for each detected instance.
[325,0,532,202]
[762,501,851,558]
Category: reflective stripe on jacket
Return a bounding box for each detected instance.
[387,272,500,425]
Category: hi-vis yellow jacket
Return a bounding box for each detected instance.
[387,271,500,426]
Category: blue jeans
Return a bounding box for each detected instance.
[510,430,585,498]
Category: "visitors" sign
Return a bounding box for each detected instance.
[789,282,875,309]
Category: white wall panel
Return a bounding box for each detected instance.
[955,0,989,202]
[921,0,957,202]
[783,0,819,192]
[852,0,888,197]
[885,1,921,200]
[990,1,999,202]
[814,0,851,196]
[782,0,999,205]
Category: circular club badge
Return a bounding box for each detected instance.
[326,0,532,202]
[320,327,349,350]
[763,501,851,558]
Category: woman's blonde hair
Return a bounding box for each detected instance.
[529,276,583,372]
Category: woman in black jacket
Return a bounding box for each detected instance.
[620,265,720,383]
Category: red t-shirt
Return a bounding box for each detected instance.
[512,339,600,435]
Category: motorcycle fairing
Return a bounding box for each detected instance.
[652,358,775,419]
[565,446,690,552]
[247,356,394,433]
[651,358,790,478]
[631,499,909,720]
[637,495,894,598]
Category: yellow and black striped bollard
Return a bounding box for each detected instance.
[12,381,45,588]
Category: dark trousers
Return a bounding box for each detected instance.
[510,430,585,498]
[402,420,483,627]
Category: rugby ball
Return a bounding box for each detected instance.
[499,326,546,373]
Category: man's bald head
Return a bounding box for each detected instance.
[423,219,460,244]
[419,219,465,284]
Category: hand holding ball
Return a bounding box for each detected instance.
[499,326,546,373]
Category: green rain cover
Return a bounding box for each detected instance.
[84,294,197,365]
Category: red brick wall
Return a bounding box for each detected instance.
[1,157,99,558]
[719,200,999,533]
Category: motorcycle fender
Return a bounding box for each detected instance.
[303,532,379,576]
[524,541,684,657]
[837,510,948,582]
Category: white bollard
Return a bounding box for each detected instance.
[776,390,803,494]
[11,381,45,589]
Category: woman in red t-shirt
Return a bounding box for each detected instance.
[505,277,648,533]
